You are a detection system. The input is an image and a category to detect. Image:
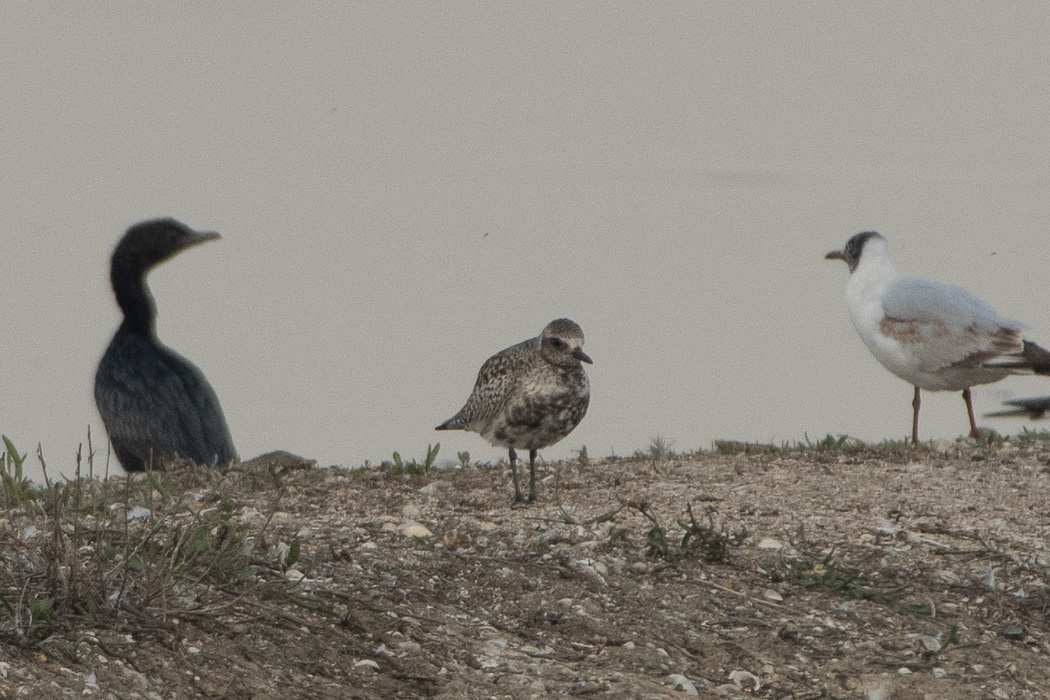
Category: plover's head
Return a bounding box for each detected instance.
[825,231,885,274]
[539,318,592,367]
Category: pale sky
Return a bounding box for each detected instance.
[4,3,1050,482]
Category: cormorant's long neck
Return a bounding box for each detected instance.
[111,257,157,337]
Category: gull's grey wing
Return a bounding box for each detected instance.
[882,275,1017,330]
[879,275,1024,371]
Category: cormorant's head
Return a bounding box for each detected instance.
[113,218,221,272]
[540,318,592,366]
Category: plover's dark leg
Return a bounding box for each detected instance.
[527,449,538,503]
[911,386,921,445]
[962,388,979,439]
[509,447,524,502]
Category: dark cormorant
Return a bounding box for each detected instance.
[94,218,238,471]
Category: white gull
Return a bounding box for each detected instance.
[826,231,1050,443]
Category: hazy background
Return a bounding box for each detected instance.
[4,3,1050,483]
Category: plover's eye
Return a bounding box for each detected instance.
[549,338,565,349]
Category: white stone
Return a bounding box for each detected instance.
[728,670,761,690]
[420,480,452,495]
[665,673,699,695]
[401,523,433,538]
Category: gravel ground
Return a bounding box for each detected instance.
[2,438,1050,699]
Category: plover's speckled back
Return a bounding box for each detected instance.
[437,318,592,503]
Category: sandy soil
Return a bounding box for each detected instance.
[2,439,1050,699]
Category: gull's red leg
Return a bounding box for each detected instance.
[911,386,921,445]
[963,388,979,439]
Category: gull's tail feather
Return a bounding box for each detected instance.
[984,395,1050,419]
[983,340,1050,374]
[1023,340,1050,375]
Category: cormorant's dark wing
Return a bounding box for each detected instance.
[95,332,237,470]
[155,344,237,464]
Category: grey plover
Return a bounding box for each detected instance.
[95,218,237,471]
[826,231,1050,443]
[436,318,592,502]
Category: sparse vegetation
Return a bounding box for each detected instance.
[713,439,781,455]
[644,434,675,460]
[679,503,748,564]
[1012,426,1050,447]
[793,551,934,617]
[625,499,746,564]
[0,440,318,653]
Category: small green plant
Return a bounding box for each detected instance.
[576,445,589,465]
[628,500,745,563]
[648,435,675,460]
[679,504,747,564]
[391,443,441,475]
[815,433,852,449]
[171,510,252,586]
[625,500,679,562]
[424,443,440,471]
[1,594,56,644]
[1,435,37,506]
[456,450,471,469]
[285,540,301,569]
[940,624,958,650]
[795,551,929,614]
[646,525,675,561]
